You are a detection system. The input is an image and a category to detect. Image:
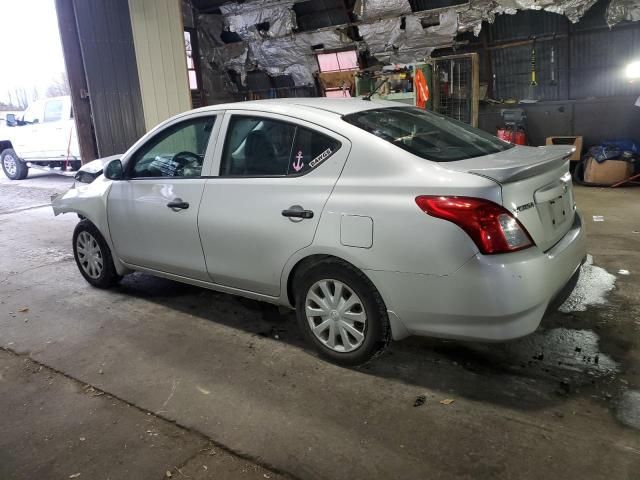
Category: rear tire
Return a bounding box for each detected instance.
[72,220,122,288]
[1,149,28,180]
[294,259,390,366]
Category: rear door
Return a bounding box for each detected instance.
[198,111,349,296]
[39,98,73,160]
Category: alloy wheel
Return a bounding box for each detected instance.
[305,279,367,353]
[3,154,17,177]
[76,231,104,279]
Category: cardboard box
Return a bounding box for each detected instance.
[584,157,633,184]
[546,136,583,161]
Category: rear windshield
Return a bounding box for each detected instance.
[342,107,513,162]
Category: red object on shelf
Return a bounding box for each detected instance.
[497,128,526,145]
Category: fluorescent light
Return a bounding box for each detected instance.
[626,61,640,79]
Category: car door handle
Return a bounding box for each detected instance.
[167,199,189,211]
[282,207,314,219]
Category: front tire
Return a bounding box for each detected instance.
[1,149,28,180]
[294,260,391,366]
[72,220,121,288]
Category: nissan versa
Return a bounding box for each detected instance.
[52,99,586,365]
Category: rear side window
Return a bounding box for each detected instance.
[220,115,340,177]
[342,107,512,162]
[292,127,340,175]
[44,100,64,122]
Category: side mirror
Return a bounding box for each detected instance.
[104,159,124,180]
[5,114,16,127]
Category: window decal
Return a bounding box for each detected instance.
[292,150,305,172]
[309,148,332,169]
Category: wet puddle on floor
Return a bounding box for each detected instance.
[616,390,640,430]
[501,327,619,380]
[559,255,617,313]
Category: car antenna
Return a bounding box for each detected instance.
[363,78,388,101]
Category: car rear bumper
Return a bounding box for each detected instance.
[366,211,587,342]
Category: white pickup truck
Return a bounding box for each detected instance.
[0,95,81,180]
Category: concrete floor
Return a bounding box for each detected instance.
[1,170,639,479]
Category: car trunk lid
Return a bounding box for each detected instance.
[445,145,576,252]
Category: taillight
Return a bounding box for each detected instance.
[415,196,534,254]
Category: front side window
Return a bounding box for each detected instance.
[129,116,215,178]
[343,107,512,162]
[220,116,340,176]
[22,102,43,124]
[43,100,64,122]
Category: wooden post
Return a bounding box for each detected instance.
[55,0,97,163]
[470,52,480,128]
[481,28,493,99]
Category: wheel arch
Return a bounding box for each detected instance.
[0,140,14,153]
[284,251,410,342]
[72,216,131,277]
[52,182,131,276]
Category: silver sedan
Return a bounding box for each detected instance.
[53,99,586,365]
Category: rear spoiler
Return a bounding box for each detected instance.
[445,145,573,184]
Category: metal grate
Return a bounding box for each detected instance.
[432,56,473,124]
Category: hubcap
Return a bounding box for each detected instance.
[76,231,104,279]
[305,279,367,353]
[3,154,17,176]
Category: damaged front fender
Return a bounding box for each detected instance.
[51,176,112,218]
[51,177,131,276]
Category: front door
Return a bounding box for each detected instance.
[198,111,349,296]
[13,100,45,159]
[107,114,220,280]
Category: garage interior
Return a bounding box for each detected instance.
[56,0,640,175]
[1,0,640,479]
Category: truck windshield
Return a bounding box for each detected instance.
[342,107,513,162]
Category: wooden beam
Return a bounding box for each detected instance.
[470,52,479,128]
[480,27,493,99]
[54,0,98,163]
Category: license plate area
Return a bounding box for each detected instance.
[548,194,570,228]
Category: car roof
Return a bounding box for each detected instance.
[190,98,404,118]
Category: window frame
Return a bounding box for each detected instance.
[123,113,219,180]
[316,49,359,74]
[184,29,202,92]
[216,112,343,179]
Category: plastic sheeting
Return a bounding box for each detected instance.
[197,14,245,100]
[359,10,457,63]
[250,30,349,84]
[607,0,640,27]
[353,0,412,22]
[198,0,632,89]
[458,0,600,35]
[220,0,295,41]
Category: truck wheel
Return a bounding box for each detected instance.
[1,149,28,180]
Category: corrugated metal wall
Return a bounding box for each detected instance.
[488,0,640,101]
[73,0,146,157]
[129,0,192,131]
